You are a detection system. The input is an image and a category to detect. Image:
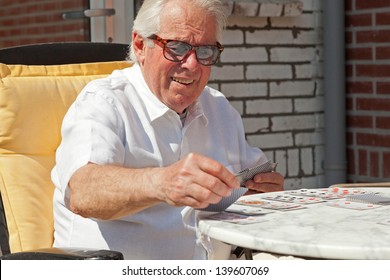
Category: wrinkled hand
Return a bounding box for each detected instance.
[244,172,284,195]
[156,153,240,209]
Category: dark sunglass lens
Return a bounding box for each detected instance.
[165,41,190,57]
[196,46,216,59]
[197,46,219,65]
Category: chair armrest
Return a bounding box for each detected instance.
[0,247,124,260]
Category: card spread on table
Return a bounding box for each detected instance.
[286,189,344,200]
[225,204,274,216]
[236,198,305,211]
[286,188,372,200]
[200,160,276,212]
[346,193,390,205]
[235,198,270,208]
[261,194,327,204]
[326,200,382,210]
[328,187,372,197]
[260,202,306,211]
[206,212,269,224]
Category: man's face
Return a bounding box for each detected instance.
[136,1,218,113]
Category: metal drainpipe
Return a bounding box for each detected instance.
[323,0,347,186]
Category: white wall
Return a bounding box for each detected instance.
[210,0,324,189]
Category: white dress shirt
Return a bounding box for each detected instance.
[51,64,267,259]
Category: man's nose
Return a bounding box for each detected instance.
[181,50,201,69]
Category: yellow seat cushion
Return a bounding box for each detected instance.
[0,61,132,252]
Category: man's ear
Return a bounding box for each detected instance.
[132,32,146,63]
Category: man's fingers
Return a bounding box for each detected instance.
[166,182,225,208]
[253,172,284,185]
[245,172,284,192]
[161,153,240,207]
[189,154,240,189]
[245,180,282,192]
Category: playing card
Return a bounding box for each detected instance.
[225,204,274,216]
[286,188,372,200]
[206,212,269,225]
[257,200,306,211]
[235,198,270,208]
[262,194,326,204]
[236,197,305,211]
[237,161,277,187]
[262,204,306,211]
[200,161,276,212]
[346,193,390,205]
[286,188,343,200]
[200,187,248,212]
[328,187,372,197]
[326,200,382,210]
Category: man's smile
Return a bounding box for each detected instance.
[172,77,194,85]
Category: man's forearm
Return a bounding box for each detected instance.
[68,163,161,220]
[67,153,240,220]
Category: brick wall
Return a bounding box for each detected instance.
[346,0,390,182]
[0,0,89,48]
[211,0,325,189]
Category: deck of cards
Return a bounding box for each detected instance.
[200,160,276,212]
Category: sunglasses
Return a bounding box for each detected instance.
[148,34,224,66]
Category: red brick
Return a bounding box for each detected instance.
[356,0,390,9]
[346,97,354,110]
[5,29,23,37]
[384,152,390,178]
[25,4,44,13]
[347,132,354,145]
[346,64,353,77]
[347,115,373,128]
[358,149,367,176]
[376,46,390,60]
[0,6,27,17]
[377,82,390,94]
[3,0,34,4]
[357,133,390,148]
[356,98,390,111]
[347,81,373,94]
[60,0,86,10]
[40,3,60,12]
[346,13,372,27]
[347,148,355,175]
[357,30,390,43]
[347,47,373,60]
[346,31,353,44]
[0,18,14,27]
[376,12,390,25]
[370,151,379,177]
[356,64,390,78]
[377,116,390,129]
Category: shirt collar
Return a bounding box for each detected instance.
[187,98,208,127]
[128,64,170,122]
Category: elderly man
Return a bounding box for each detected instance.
[52,0,284,259]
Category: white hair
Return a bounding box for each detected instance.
[128,0,227,62]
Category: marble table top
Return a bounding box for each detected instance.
[198,187,390,259]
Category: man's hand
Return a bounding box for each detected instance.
[244,171,284,195]
[155,153,240,209]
